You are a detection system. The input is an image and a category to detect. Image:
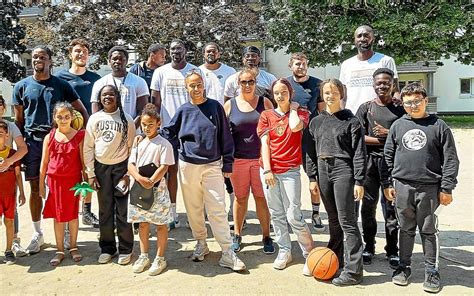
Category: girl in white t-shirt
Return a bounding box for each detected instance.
[128,103,174,276]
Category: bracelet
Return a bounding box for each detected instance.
[262,170,272,175]
[147,178,155,184]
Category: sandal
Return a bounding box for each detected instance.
[69,248,83,262]
[50,251,65,266]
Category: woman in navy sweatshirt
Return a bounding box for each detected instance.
[306,78,366,286]
[160,70,246,272]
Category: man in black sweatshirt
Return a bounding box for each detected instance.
[384,82,459,293]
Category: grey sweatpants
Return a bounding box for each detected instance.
[394,179,440,272]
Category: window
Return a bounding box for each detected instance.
[460,78,473,95]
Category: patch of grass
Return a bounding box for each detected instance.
[439,115,474,129]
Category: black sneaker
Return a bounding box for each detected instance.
[231,234,242,252]
[362,251,374,265]
[82,211,100,228]
[423,271,441,293]
[387,255,400,269]
[311,213,326,232]
[4,250,16,265]
[262,236,275,254]
[392,266,411,286]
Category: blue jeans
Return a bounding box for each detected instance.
[261,168,313,256]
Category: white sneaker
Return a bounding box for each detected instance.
[12,238,27,257]
[219,249,246,271]
[64,229,71,250]
[26,232,44,254]
[118,253,132,265]
[303,260,312,276]
[98,253,116,264]
[149,257,167,276]
[132,254,150,273]
[192,240,210,262]
[273,251,292,270]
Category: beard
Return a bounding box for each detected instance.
[356,41,373,53]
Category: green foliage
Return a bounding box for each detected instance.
[0,2,26,83]
[264,2,473,67]
[25,2,266,69]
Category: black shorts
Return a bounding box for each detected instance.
[23,137,44,181]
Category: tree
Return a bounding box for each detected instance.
[24,2,266,69]
[0,2,26,83]
[264,1,473,67]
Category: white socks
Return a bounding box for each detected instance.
[33,221,42,235]
[171,203,177,221]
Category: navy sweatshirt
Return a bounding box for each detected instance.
[384,114,459,193]
[306,109,367,186]
[160,98,234,173]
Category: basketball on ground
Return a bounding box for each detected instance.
[71,110,84,130]
[306,247,339,280]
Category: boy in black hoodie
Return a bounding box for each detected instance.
[384,82,459,293]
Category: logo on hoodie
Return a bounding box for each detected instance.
[402,129,427,151]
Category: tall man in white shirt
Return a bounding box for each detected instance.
[339,25,400,114]
[150,39,202,228]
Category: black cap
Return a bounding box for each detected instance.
[243,46,261,56]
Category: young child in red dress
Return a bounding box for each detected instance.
[0,120,26,265]
[39,102,85,266]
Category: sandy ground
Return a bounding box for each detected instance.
[1,128,473,296]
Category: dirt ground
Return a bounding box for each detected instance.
[1,128,473,295]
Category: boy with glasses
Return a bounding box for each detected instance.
[384,82,459,293]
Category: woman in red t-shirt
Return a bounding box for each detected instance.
[257,78,314,274]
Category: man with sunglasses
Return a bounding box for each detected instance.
[356,68,405,269]
[384,82,459,293]
[224,46,276,102]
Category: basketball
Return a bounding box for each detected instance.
[71,110,84,130]
[306,247,339,280]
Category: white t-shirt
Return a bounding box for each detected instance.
[199,63,236,105]
[6,121,21,148]
[128,135,175,185]
[224,69,277,99]
[339,52,398,114]
[150,63,207,125]
[90,72,149,118]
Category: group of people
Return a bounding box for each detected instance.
[0,25,459,293]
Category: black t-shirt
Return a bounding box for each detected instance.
[356,100,405,156]
[287,76,323,116]
[56,69,101,114]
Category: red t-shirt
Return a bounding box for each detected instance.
[257,109,310,174]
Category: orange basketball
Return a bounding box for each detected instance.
[306,247,339,280]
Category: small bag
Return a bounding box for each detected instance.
[129,140,160,211]
[129,183,154,210]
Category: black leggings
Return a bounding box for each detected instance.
[318,157,363,279]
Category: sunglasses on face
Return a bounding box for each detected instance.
[240,80,256,86]
[403,98,425,107]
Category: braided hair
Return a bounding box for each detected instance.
[97,85,129,153]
